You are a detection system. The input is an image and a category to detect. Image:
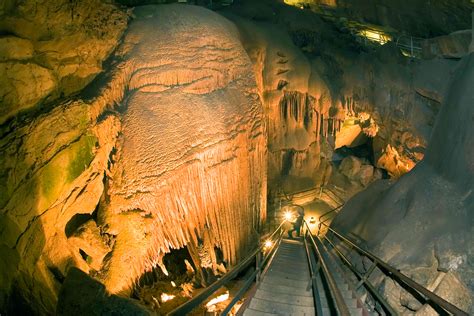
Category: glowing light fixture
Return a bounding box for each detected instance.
[171,281,176,287]
[206,292,230,311]
[283,0,310,9]
[359,29,392,45]
[161,293,175,302]
[284,210,294,221]
[264,240,273,248]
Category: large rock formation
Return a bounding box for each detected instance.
[0,4,266,314]
[331,52,474,314]
[98,5,267,295]
[225,0,443,196]
[307,0,472,37]
[0,0,129,124]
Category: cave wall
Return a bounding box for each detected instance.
[224,0,446,196]
[0,0,129,125]
[331,50,474,314]
[309,0,473,37]
[0,3,266,314]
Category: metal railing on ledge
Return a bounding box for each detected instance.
[316,221,469,316]
[167,222,285,316]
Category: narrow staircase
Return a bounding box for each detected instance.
[243,239,315,316]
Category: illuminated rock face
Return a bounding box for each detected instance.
[227,2,440,192]
[332,54,474,314]
[99,5,266,294]
[0,4,265,313]
[0,0,128,124]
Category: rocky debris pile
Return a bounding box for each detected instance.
[339,156,382,187]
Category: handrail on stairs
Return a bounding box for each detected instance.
[318,204,343,225]
[320,222,469,316]
[167,221,285,316]
[303,220,351,316]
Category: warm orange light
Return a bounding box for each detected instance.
[206,292,230,311]
[161,293,175,302]
[309,217,319,226]
[264,240,273,248]
[359,29,392,45]
[284,211,294,221]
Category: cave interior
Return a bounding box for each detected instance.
[0,0,473,315]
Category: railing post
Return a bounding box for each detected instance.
[256,251,261,284]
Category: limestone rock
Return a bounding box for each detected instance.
[57,268,151,316]
[375,143,415,178]
[0,0,128,123]
[356,165,374,186]
[414,58,457,103]
[0,62,57,123]
[339,156,362,179]
[68,220,112,272]
[98,5,266,295]
[332,53,474,314]
[422,30,472,59]
[335,121,367,149]
[0,36,34,61]
[415,272,472,315]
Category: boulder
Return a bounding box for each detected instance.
[356,164,374,186]
[68,220,112,272]
[422,30,472,59]
[57,268,151,316]
[415,272,472,315]
[0,62,57,123]
[0,36,34,61]
[339,156,362,179]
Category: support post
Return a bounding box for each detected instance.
[256,251,261,284]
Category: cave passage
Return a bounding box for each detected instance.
[0,0,473,315]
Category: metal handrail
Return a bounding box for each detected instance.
[304,229,323,316]
[318,204,343,224]
[167,222,285,315]
[303,220,351,316]
[322,223,469,316]
[322,235,397,315]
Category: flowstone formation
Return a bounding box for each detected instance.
[100,5,267,295]
[0,4,266,314]
[331,52,474,314]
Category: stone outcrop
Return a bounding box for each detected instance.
[0,0,129,124]
[57,268,151,315]
[226,0,447,192]
[97,5,267,295]
[331,53,474,314]
[0,4,266,314]
[422,30,472,59]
